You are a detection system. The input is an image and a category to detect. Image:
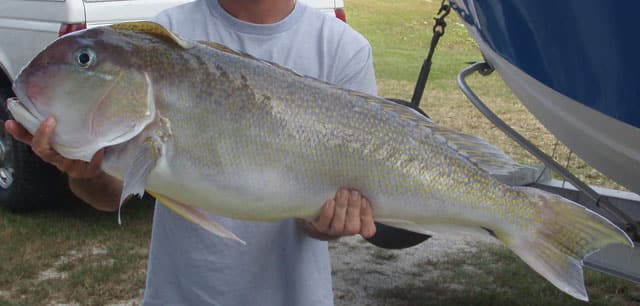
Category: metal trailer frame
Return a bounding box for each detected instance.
[456,61,640,284]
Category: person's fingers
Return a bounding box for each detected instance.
[344,190,362,235]
[5,116,104,179]
[330,188,349,234]
[31,117,58,162]
[4,120,33,145]
[359,197,376,238]
[85,149,104,176]
[311,199,335,233]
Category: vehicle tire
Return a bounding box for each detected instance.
[0,86,70,212]
[364,98,432,249]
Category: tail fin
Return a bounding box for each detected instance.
[499,187,633,301]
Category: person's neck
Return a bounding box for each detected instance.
[217,0,296,24]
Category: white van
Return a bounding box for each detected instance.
[0,0,346,211]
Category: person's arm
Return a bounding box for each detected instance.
[5,117,122,212]
[68,172,122,212]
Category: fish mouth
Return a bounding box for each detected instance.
[6,97,94,161]
[7,95,108,162]
[12,82,45,119]
[5,96,44,135]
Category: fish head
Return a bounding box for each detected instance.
[10,25,158,161]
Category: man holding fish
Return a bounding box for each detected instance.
[7,0,634,302]
[5,0,378,305]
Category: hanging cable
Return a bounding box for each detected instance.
[410,0,450,107]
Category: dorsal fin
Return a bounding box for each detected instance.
[193,37,544,185]
[110,21,195,49]
[198,41,250,58]
[344,92,547,185]
[197,40,306,77]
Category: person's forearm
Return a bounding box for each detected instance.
[68,172,122,212]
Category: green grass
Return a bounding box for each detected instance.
[0,0,638,304]
[348,0,479,83]
[0,198,153,305]
[373,244,640,306]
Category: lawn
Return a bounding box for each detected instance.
[0,0,638,305]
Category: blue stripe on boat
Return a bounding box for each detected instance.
[452,0,640,129]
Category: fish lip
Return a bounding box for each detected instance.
[7,96,41,121]
[11,84,46,123]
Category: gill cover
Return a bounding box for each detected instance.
[81,21,195,160]
[44,69,157,162]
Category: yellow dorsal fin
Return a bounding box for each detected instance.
[198,40,305,77]
[110,21,195,49]
[198,41,247,57]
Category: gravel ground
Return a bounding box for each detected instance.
[330,231,498,305]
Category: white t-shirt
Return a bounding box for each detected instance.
[143,1,376,305]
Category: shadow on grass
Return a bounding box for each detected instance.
[0,193,155,237]
[0,298,17,306]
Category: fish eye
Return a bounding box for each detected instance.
[74,48,96,68]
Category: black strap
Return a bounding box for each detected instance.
[410,0,451,107]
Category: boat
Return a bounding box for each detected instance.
[448,0,640,283]
[449,0,640,196]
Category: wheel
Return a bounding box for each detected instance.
[363,98,432,249]
[0,86,70,212]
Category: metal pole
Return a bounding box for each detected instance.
[457,62,639,241]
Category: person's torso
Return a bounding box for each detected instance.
[143,1,375,305]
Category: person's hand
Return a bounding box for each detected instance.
[4,116,103,179]
[299,188,376,240]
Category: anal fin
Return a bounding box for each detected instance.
[148,191,245,245]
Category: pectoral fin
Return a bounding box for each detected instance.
[148,191,245,245]
[118,138,160,224]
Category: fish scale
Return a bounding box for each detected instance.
[8,22,633,301]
